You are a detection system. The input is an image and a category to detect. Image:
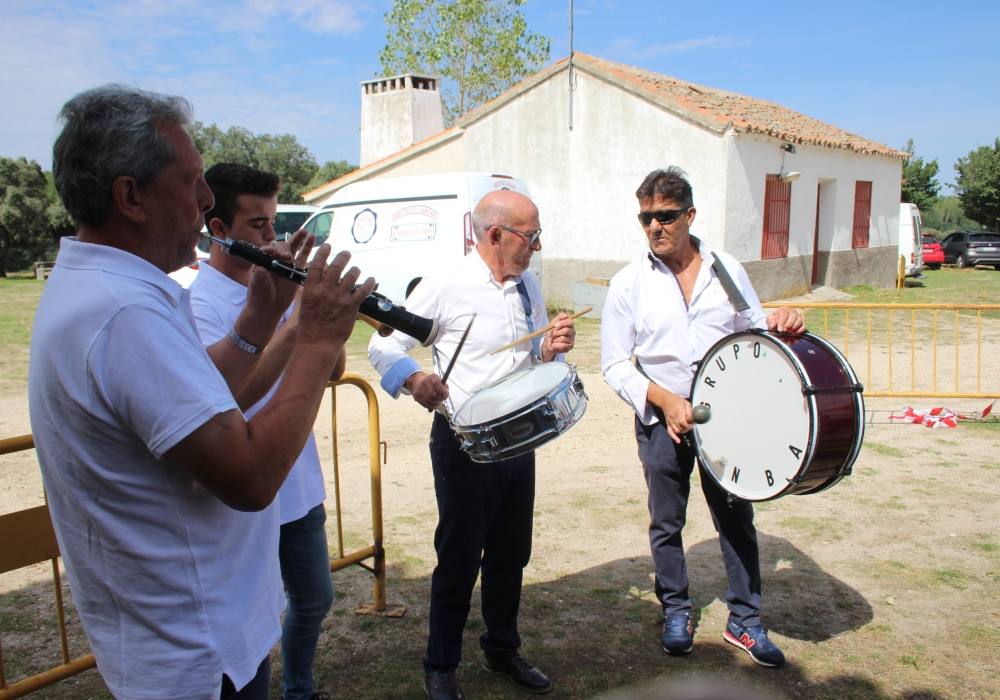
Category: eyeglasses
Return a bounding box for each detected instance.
[637,208,689,227]
[495,224,542,249]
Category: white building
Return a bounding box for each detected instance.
[306,53,905,302]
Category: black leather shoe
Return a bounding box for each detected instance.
[424,669,465,700]
[484,653,553,694]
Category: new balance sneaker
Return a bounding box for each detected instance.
[723,620,786,667]
[660,611,694,655]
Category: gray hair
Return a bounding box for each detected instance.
[52,84,193,227]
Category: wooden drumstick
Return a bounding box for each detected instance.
[488,306,592,356]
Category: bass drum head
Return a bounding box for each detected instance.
[690,331,811,501]
[452,362,572,427]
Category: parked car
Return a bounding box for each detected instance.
[940,230,1000,269]
[921,234,944,270]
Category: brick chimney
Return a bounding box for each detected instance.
[359,74,445,167]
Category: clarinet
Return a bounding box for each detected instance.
[206,235,437,347]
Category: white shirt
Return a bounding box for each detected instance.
[368,248,549,414]
[601,240,766,425]
[28,238,285,700]
[189,262,325,524]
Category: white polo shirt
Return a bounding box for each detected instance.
[28,238,284,700]
[189,262,325,524]
[368,248,550,415]
[601,240,767,425]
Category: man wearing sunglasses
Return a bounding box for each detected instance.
[369,189,575,699]
[601,167,803,668]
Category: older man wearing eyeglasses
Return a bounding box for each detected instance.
[601,167,803,669]
[369,189,575,699]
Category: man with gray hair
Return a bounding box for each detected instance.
[369,189,575,699]
[29,84,375,699]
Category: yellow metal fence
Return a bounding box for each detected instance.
[0,374,396,697]
[764,302,1000,399]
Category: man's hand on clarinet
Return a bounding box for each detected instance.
[766,307,805,334]
[541,313,576,361]
[405,371,449,411]
[297,246,377,349]
[246,229,314,318]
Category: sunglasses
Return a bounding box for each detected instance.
[496,224,542,248]
[638,208,689,227]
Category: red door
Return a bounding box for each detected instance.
[811,183,821,286]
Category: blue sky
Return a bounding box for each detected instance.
[2,0,997,187]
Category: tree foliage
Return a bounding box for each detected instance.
[379,0,551,124]
[954,138,1000,231]
[0,157,62,276]
[188,122,319,203]
[921,196,979,234]
[307,159,357,190]
[900,139,940,212]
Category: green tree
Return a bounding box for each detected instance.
[0,157,58,276]
[954,138,1000,231]
[188,122,319,203]
[306,160,357,190]
[900,139,940,212]
[921,196,979,234]
[379,0,551,124]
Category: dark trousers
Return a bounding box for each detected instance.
[424,413,536,672]
[635,417,762,627]
[220,657,270,699]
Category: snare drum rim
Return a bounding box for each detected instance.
[689,329,818,502]
[451,361,574,429]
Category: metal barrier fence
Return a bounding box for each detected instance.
[764,302,1000,399]
[0,373,397,697]
[0,434,96,700]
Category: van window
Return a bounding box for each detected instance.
[275,211,313,237]
[304,212,333,245]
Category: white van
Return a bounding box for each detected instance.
[275,203,318,239]
[301,172,536,302]
[898,203,924,277]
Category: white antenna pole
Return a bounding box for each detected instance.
[568,0,574,131]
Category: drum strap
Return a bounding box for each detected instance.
[515,280,542,363]
[710,255,751,317]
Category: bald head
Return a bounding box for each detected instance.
[472,190,538,241]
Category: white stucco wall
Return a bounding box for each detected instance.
[724,137,902,262]
[459,68,729,261]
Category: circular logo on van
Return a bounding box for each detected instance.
[351,208,377,244]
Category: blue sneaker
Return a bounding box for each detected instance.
[723,620,785,667]
[661,611,694,655]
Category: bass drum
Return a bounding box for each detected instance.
[689,330,864,501]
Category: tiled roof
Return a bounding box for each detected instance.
[304,52,903,201]
[573,53,904,159]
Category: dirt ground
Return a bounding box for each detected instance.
[1,335,999,699]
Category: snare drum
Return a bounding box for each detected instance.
[451,362,588,463]
[689,330,864,501]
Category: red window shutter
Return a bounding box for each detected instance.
[852,181,872,249]
[761,174,791,259]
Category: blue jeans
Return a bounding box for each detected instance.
[279,503,335,700]
[635,417,762,627]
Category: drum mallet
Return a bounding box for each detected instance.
[692,404,711,424]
